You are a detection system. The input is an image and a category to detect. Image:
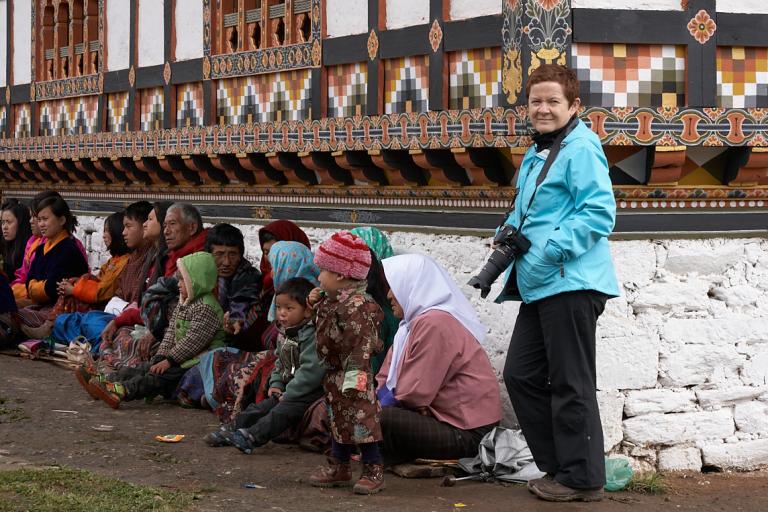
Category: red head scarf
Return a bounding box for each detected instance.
[258,220,311,296]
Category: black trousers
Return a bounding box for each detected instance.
[114,362,188,402]
[234,388,324,446]
[503,290,608,490]
[380,407,495,466]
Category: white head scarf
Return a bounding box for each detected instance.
[382,254,487,391]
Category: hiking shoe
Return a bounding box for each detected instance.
[229,429,256,454]
[527,473,554,495]
[309,457,353,488]
[75,364,101,400]
[353,463,385,495]
[530,477,604,502]
[88,380,126,410]
[204,427,235,448]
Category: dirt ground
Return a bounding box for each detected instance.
[1,355,767,512]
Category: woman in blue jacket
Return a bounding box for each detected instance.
[499,64,619,502]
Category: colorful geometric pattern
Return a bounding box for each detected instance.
[571,44,686,107]
[177,83,204,128]
[717,47,768,108]
[327,63,367,118]
[384,56,429,114]
[38,97,99,136]
[140,88,165,131]
[678,147,728,187]
[448,48,503,110]
[107,93,130,133]
[216,70,312,124]
[604,146,649,186]
[14,105,31,138]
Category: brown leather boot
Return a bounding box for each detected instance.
[353,463,385,495]
[309,457,353,488]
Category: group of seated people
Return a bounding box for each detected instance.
[0,192,502,495]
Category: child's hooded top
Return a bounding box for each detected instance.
[156,252,225,367]
[267,320,324,401]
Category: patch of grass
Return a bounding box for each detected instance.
[0,467,195,512]
[0,395,27,424]
[626,472,668,495]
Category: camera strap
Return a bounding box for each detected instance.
[516,115,580,230]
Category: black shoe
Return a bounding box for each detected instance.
[203,429,235,447]
[230,429,256,454]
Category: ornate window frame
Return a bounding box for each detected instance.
[203,0,322,80]
[31,0,104,101]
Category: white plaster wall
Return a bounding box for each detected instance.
[0,0,7,87]
[77,213,768,472]
[717,0,768,14]
[138,0,165,67]
[175,0,203,61]
[326,0,368,38]
[386,0,429,29]
[11,0,31,85]
[107,0,131,71]
[450,0,501,20]
[572,0,682,10]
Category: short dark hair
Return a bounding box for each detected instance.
[31,190,62,215]
[124,200,153,223]
[35,195,78,233]
[205,223,245,256]
[274,277,314,306]
[105,212,130,257]
[526,64,580,107]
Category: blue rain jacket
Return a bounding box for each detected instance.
[496,120,620,304]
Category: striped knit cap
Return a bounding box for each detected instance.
[314,230,371,280]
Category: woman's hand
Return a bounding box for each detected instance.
[149,359,171,374]
[57,280,75,297]
[101,320,117,343]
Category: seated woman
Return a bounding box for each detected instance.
[16,195,89,334]
[377,253,501,465]
[2,199,33,283]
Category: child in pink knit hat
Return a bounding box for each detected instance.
[308,230,386,494]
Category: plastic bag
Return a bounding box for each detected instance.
[604,457,633,492]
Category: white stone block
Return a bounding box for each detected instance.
[624,389,697,417]
[598,391,625,452]
[743,348,768,386]
[696,386,767,410]
[702,439,768,470]
[659,345,744,387]
[610,241,657,289]
[632,277,710,314]
[710,285,761,308]
[597,322,659,390]
[663,241,743,276]
[623,409,734,445]
[662,316,767,346]
[658,446,702,472]
[386,0,429,29]
[326,0,368,37]
[734,401,768,434]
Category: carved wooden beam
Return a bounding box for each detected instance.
[333,151,388,186]
[43,159,75,183]
[409,149,468,186]
[726,147,768,187]
[237,153,285,185]
[267,152,318,185]
[55,159,84,183]
[92,158,131,185]
[646,145,687,186]
[115,158,152,185]
[72,158,104,184]
[0,160,23,183]
[451,148,497,186]
[27,160,59,183]
[208,154,240,184]
[10,161,40,183]
[131,158,166,185]
[299,152,352,186]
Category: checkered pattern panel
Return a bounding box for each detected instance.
[717,47,768,108]
[14,105,31,138]
[177,83,204,127]
[39,97,99,136]
[1,107,9,137]
[571,44,686,107]
[327,63,367,118]
[75,96,99,135]
[384,56,429,114]
[140,87,165,131]
[107,93,130,133]
[216,70,312,125]
[448,48,503,109]
[39,104,53,135]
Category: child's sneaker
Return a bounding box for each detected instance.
[88,380,126,409]
[353,463,385,494]
[309,458,353,488]
[203,426,235,448]
[229,429,256,454]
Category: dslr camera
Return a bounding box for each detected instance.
[468,225,531,298]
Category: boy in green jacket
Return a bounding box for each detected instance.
[80,252,225,409]
[204,277,325,453]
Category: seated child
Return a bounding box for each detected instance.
[307,231,385,495]
[77,252,225,409]
[204,277,324,451]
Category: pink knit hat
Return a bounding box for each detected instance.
[314,231,371,280]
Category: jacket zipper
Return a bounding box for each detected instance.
[560,265,565,278]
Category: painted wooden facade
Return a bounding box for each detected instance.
[0,0,766,233]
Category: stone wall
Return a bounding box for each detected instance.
[76,215,768,472]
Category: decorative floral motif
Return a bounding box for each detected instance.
[312,39,322,67]
[429,19,443,53]
[367,30,379,61]
[525,0,571,73]
[163,62,172,85]
[5,87,9,104]
[537,0,560,11]
[656,106,679,121]
[128,66,136,88]
[703,108,725,121]
[688,9,716,45]
[502,0,524,104]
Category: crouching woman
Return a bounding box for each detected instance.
[377,253,501,465]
